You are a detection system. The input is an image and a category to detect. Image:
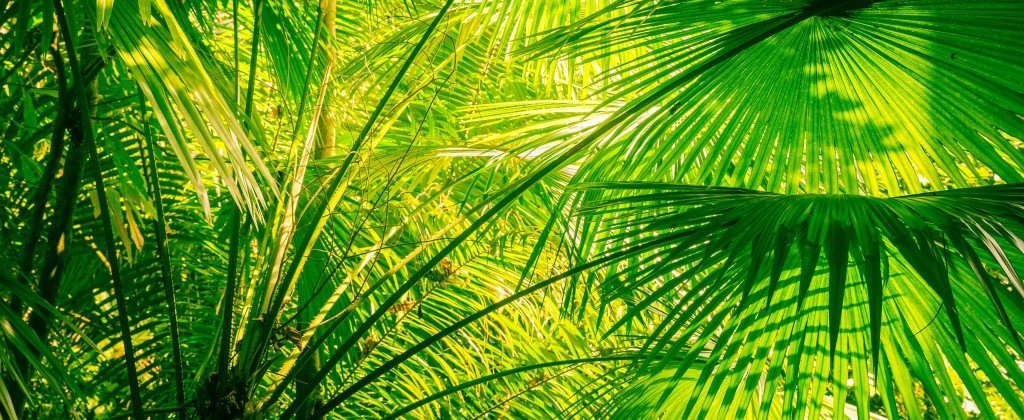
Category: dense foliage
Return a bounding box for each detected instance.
[2,0,1024,418]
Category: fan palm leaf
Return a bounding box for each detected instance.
[578,183,1024,417]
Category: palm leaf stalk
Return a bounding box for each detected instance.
[51,0,144,417]
[136,86,186,418]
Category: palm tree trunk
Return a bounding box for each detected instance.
[314,0,336,160]
[1,38,103,420]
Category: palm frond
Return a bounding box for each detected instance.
[523,0,1024,195]
[579,182,1024,417]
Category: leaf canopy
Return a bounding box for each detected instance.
[2,0,1024,419]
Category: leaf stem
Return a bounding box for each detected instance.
[136,86,186,418]
[214,211,242,418]
[51,0,145,417]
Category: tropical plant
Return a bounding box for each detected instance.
[2,0,1024,418]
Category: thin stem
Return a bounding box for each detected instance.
[233,0,240,105]
[243,0,264,116]
[214,212,242,418]
[137,86,186,418]
[51,0,145,417]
